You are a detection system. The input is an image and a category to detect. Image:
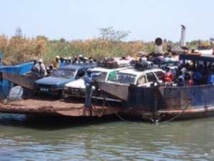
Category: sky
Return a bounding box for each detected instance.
[0,0,213,42]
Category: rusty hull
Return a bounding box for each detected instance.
[123,105,214,121]
[123,85,214,121]
[0,98,122,117]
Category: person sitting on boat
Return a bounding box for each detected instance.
[163,67,174,85]
[53,55,60,69]
[193,66,203,85]
[47,64,54,76]
[59,57,66,67]
[185,72,193,86]
[207,73,214,85]
[72,55,84,64]
[89,57,95,63]
[176,70,185,86]
[31,59,40,77]
[67,57,72,64]
[38,59,47,78]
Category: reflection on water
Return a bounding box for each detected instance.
[0,114,214,161]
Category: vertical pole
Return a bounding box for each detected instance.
[180,25,186,48]
[153,87,158,122]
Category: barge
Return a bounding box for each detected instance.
[1,53,214,122]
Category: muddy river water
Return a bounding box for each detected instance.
[0,86,213,160]
[0,113,214,161]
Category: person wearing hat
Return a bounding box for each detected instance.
[67,57,72,64]
[53,55,60,69]
[31,59,40,77]
[38,59,47,77]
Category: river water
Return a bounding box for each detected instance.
[0,113,214,161]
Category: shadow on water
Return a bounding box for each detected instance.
[1,112,212,131]
[0,113,125,130]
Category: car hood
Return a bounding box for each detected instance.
[65,78,85,88]
[35,76,74,86]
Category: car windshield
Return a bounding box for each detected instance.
[91,71,107,81]
[112,73,136,85]
[52,69,76,79]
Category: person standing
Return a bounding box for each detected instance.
[83,69,101,115]
[84,69,93,108]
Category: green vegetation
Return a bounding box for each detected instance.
[0,27,210,65]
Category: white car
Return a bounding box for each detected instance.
[108,68,165,87]
[62,67,124,98]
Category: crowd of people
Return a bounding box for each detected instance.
[31,55,95,77]
[131,52,214,87]
[31,52,214,87]
[158,60,214,87]
[31,59,48,77]
[173,62,214,86]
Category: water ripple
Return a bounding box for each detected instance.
[0,117,214,160]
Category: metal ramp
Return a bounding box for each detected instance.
[2,73,37,90]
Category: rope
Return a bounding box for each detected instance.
[1,85,23,104]
[104,97,128,122]
[157,98,191,123]
[90,94,106,117]
[82,87,128,121]
[13,86,23,100]
[91,104,105,117]
[99,90,128,122]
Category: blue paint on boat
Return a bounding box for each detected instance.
[0,61,33,98]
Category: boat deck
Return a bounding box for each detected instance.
[0,97,122,117]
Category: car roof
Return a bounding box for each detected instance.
[118,68,164,76]
[60,63,97,70]
[91,67,114,72]
[90,67,124,73]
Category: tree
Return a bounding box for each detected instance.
[15,27,22,37]
[60,38,66,43]
[98,27,130,41]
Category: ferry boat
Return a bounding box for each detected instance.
[98,53,214,122]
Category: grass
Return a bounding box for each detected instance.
[0,34,201,65]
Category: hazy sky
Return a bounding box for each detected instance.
[0,0,213,41]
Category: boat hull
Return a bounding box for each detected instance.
[98,82,214,122]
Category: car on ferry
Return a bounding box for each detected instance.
[108,68,165,87]
[34,63,96,97]
[62,67,123,98]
